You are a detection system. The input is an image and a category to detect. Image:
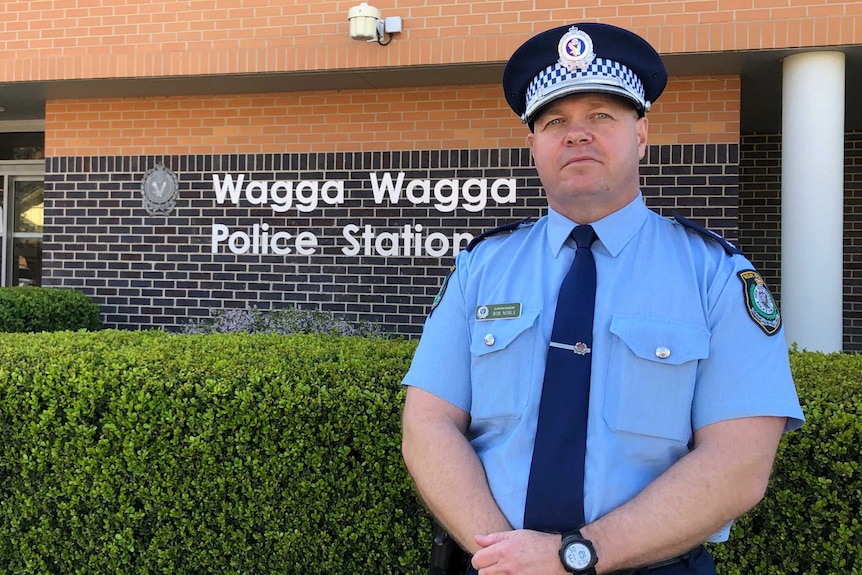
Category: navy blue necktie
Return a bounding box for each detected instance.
[523,224,597,533]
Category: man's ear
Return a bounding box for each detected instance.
[637,116,649,159]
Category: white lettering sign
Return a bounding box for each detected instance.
[369,172,516,213]
[341,224,473,257]
[208,172,519,257]
[212,174,345,213]
[212,223,318,255]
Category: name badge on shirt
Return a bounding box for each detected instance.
[476,303,522,321]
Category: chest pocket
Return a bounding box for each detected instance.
[603,316,710,444]
[469,309,540,421]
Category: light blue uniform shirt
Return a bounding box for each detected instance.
[403,194,804,541]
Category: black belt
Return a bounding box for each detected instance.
[611,544,704,574]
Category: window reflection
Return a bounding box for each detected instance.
[14,181,43,233]
[11,180,44,286]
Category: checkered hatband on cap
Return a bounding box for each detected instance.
[522,57,647,123]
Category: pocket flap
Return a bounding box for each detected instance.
[470,309,541,356]
[609,315,710,365]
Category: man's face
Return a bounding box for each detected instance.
[526,92,648,223]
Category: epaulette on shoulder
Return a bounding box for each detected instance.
[672,212,742,256]
[466,217,533,252]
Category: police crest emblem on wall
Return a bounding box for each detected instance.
[141,164,179,216]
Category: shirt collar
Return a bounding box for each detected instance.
[546,193,650,257]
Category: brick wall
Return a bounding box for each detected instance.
[849,134,862,350]
[739,132,862,352]
[642,143,740,241]
[43,144,740,335]
[2,1,859,84]
[44,76,740,156]
[738,135,782,299]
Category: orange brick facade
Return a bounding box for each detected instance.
[1,1,858,81]
[44,76,741,156]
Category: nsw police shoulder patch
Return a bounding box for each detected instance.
[738,270,781,336]
[429,265,455,316]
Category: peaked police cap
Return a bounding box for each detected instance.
[503,22,668,124]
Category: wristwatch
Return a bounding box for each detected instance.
[559,529,598,574]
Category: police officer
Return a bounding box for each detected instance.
[401,22,804,575]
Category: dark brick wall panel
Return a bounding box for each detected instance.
[843,133,862,352]
[44,145,739,336]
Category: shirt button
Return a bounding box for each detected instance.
[484,334,495,346]
[655,346,671,359]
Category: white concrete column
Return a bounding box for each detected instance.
[781,51,845,352]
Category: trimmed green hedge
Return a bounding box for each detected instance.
[0,331,429,574]
[0,334,858,574]
[709,350,862,574]
[0,287,102,332]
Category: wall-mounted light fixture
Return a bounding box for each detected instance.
[348,2,402,46]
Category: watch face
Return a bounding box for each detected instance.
[564,541,593,570]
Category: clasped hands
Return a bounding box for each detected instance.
[471,529,569,575]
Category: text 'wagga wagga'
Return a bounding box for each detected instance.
[211,173,518,214]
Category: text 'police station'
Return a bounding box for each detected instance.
[209,173,517,257]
